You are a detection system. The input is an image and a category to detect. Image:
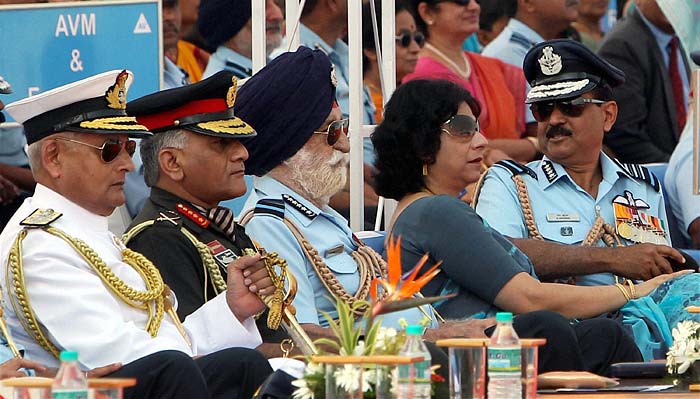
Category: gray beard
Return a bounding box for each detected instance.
[284,148,349,207]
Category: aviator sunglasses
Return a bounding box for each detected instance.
[442,114,480,138]
[54,137,137,163]
[395,31,426,48]
[313,118,350,146]
[530,97,606,122]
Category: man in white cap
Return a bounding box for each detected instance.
[0,70,275,398]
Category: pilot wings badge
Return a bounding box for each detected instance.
[538,46,562,76]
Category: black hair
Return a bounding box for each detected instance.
[479,0,515,31]
[371,79,481,200]
[362,0,412,73]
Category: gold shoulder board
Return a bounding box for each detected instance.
[20,209,62,227]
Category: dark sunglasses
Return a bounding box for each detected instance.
[55,137,137,163]
[442,114,480,137]
[530,97,606,122]
[395,31,425,48]
[313,118,349,146]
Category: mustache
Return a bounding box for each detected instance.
[266,21,283,32]
[328,150,349,167]
[546,125,574,139]
[163,21,179,34]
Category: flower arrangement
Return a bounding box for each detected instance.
[292,237,448,399]
[666,320,700,378]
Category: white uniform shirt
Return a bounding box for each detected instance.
[0,184,262,369]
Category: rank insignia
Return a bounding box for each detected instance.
[612,190,667,245]
[282,194,317,219]
[207,240,238,268]
[541,160,558,183]
[20,208,62,227]
[176,203,210,228]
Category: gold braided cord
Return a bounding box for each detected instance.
[511,174,625,284]
[44,227,165,336]
[282,218,387,317]
[6,230,60,358]
[513,175,545,240]
[123,221,227,301]
[6,225,169,359]
[469,168,490,209]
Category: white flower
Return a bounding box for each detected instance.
[305,361,324,376]
[334,365,362,392]
[666,321,700,375]
[292,378,314,399]
[375,327,398,350]
[353,340,367,356]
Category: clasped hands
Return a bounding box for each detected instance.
[225,253,276,323]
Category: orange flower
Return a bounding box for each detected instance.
[370,236,448,319]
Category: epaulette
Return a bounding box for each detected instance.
[224,61,252,79]
[282,194,317,219]
[509,32,535,50]
[254,198,286,219]
[541,160,558,183]
[176,203,210,228]
[20,208,62,227]
[494,159,538,180]
[612,159,661,192]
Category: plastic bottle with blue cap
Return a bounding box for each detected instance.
[397,324,432,398]
[52,351,88,399]
[487,312,522,399]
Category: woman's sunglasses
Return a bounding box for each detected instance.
[54,137,137,163]
[313,118,350,146]
[530,97,606,122]
[441,114,480,138]
[395,31,425,48]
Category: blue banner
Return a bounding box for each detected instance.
[0,0,161,118]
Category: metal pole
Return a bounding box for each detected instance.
[693,69,699,195]
[251,0,266,74]
[348,0,364,231]
[286,0,302,51]
[380,0,398,229]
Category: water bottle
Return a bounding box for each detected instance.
[487,312,521,399]
[52,351,88,399]
[397,325,432,399]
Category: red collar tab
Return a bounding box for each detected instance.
[176,203,210,228]
[136,99,228,131]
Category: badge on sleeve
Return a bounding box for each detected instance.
[612,190,667,245]
[207,240,238,268]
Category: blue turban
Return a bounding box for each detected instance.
[198,0,251,49]
[236,47,337,176]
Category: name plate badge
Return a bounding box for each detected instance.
[546,213,580,222]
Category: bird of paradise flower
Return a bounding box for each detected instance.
[315,236,452,357]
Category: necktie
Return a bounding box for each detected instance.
[668,37,687,135]
[207,206,237,242]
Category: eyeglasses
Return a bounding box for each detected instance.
[313,118,349,146]
[441,114,480,138]
[54,137,136,163]
[395,31,425,48]
[530,97,606,122]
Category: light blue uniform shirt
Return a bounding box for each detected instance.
[475,153,671,286]
[637,11,690,114]
[203,46,253,79]
[665,121,697,246]
[242,175,433,329]
[481,18,540,124]
[163,57,189,89]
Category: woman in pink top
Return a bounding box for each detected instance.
[405,0,539,164]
